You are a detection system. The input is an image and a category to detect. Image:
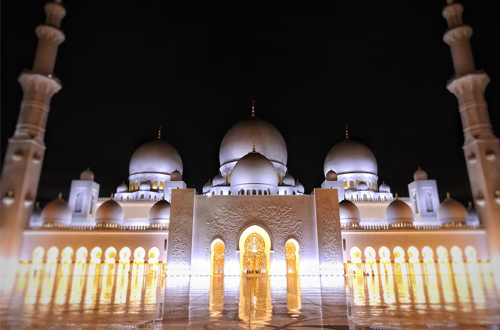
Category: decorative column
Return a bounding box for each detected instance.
[0,0,66,279]
[443,0,500,272]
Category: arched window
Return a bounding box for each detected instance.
[258,190,262,195]
[293,191,296,195]
[374,183,378,191]
[247,190,250,195]
[349,181,354,189]
[369,182,372,189]
[129,183,134,191]
[228,191,231,195]
[413,193,419,214]
[75,192,83,213]
[153,180,158,189]
[252,189,256,195]
[220,190,223,195]
[159,181,164,190]
[140,194,144,199]
[267,189,271,195]
[212,241,225,275]
[425,191,433,212]
[344,181,348,189]
[264,191,267,195]
[212,191,215,195]
[90,193,95,215]
[356,180,360,187]
[135,181,139,190]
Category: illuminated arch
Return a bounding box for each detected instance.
[436,246,450,274]
[349,246,362,275]
[31,246,45,273]
[88,247,103,276]
[239,225,271,275]
[285,238,300,275]
[422,246,434,261]
[103,247,117,276]
[118,247,132,275]
[450,246,466,274]
[148,247,161,275]
[44,246,59,275]
[393,246,406,275]
[211,239,225,275]
[378,246,392,275]
[350,247,362,262]
[364,246,377,275]
[60,246,74,275]
[465,246,477,262]
[407,246,421,274]
[74,247,88,276]
[133,247,146,275]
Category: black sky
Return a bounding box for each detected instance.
[1,0,499,207]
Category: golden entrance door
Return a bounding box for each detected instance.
[286,241,297,274]
[243,233,267,274]
[213,242,225,275]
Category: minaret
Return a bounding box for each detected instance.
[443,1,500,272]
[0,0,66,279]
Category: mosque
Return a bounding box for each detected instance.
[1,0,499,280]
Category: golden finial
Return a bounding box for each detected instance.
[395,192,398,199]
[446,192,451,200]
[345,125,349,139]
[110,193,114,200]
[252,141,256,152]
[467,201,473,209]
[251,100,255,117]
[157,125,162,139]
[58,192,62,200]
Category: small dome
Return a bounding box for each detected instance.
[326,170,338,181]
[41,194,72,225]
[212,173,225,186]
[116,182,128,193]
[231,151,278,189]
[295,181,304,194]
[203,180,212,194]
[80,168,94,181]
[171,169,182,181]
[339,200,361,224]
[139,181,151,191]
[385,197,413,224]
[149,199,171,223]
[282,172,295,186]
[413,167,428,181]
[96,198,124,224]
[437,193,467,225]
[357,181,368,190]
[324,139,377,176]
[129,139,183,176]
[379,182,390,193]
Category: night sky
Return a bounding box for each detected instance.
[1,0,499,207]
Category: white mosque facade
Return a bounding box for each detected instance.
[1,0,499,279]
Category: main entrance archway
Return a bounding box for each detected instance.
[239,225,272,275]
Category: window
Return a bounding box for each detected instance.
[252,189,256,195]
[220,191,223,195]
[349,181,354,189]
[413,193,419,214]
[343,239,346,251]
[90,193,95,215]
[75,192,83,213]
[258,190,262,195]
[159,181,164,190]
[425,191,433,212]
[153,181,158,189]
[247,190,250,195]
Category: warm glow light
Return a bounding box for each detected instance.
[239,225,271,275]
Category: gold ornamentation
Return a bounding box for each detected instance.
[286,241,297,274]
[243,233,266,274]
[213,242,225,275]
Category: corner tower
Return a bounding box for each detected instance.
[0,0,66,277]
[442,1,500,271]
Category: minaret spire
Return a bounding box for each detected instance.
[157,125,162,139]
[345,125,349,139]
[251,100,255,117]
[0,0,66,282]
[443,1,500,273]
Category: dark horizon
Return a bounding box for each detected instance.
[1,0,499,207]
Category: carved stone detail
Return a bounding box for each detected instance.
[322,202,340,267]
[206,203,304,272]
[170,199,189,268]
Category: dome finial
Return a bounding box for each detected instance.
[395,192,399,200]
[157,125,162,139]
[58,192,62,200]
[446,192,451,200]
[345,124,349,139]
[110,193,114,200]
[251,100,255,117]
[252,141,256,152]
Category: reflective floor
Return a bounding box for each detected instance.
[1,273,499,329]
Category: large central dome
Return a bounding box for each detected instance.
[219,115,287,176]
[324,139,377,176]
[129,139,183,176]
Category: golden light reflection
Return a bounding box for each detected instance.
[209,276,224,315]
[286,275,301,311]
[239,276,271,322]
